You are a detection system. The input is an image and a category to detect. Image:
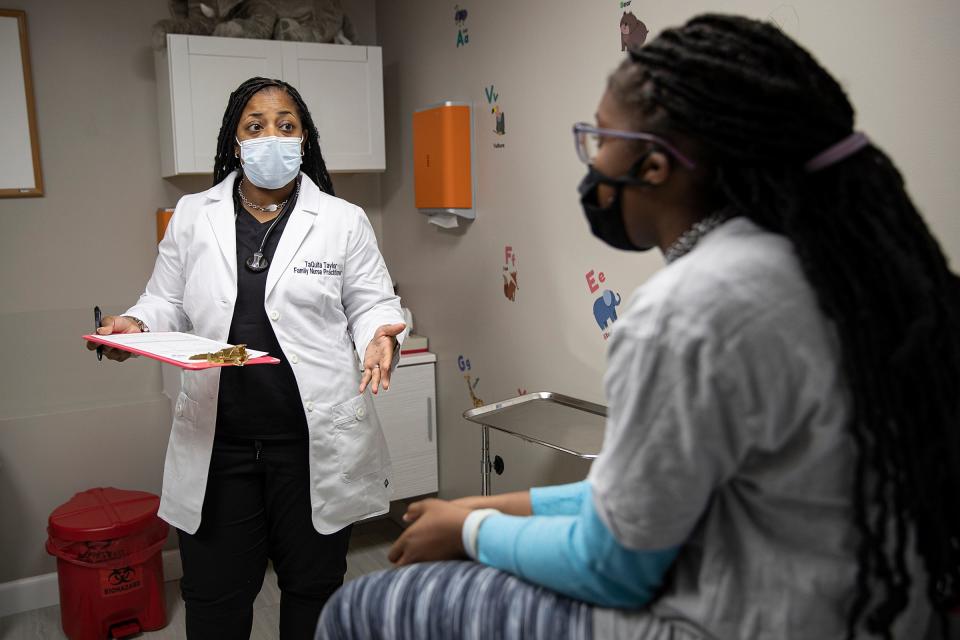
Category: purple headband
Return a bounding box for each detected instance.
[804,131,871,173]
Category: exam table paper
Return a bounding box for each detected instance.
[83,331,280,369]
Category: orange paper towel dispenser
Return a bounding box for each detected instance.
[156,208,174,244]
[413,102,475,226]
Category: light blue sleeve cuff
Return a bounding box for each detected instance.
[529,480,590,516]
[476,487,680,608]
[461,508,500,560]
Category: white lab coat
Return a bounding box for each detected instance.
[125,171,404,535]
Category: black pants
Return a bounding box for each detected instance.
[177,435,352,640]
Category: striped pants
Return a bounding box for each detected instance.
[315,561,594,640]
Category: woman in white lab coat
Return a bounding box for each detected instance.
[89,77,405,639]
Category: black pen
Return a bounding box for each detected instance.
[94,305,103,361]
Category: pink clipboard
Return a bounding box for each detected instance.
[83,334,281,370]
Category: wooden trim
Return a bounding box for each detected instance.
[0,9,43,198]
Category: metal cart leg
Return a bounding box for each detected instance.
[481,424,491,496]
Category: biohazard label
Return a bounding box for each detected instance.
[99,566,142,597]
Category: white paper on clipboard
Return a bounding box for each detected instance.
[84,331,277,369]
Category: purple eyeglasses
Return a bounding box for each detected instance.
[572,122,697,170]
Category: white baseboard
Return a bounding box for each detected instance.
[0,550,182,619]
[0,572,59,620]
[162,548,184,582]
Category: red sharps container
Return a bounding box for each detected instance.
[46,488,168,639]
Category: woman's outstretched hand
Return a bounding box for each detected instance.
[388,498,471,566]
[85,315,142,362]
[360,322,406,394]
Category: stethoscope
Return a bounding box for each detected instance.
[238,178,301,273]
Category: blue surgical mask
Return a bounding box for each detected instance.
[236,135,303,189]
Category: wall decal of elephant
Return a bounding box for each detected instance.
[593,289,622,330]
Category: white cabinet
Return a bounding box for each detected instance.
[282,43,385,173]
[373,354,438,500]
[155,34,385,177]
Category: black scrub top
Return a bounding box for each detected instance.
[215,179,308,440]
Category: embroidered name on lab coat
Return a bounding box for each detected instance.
[294,260,342,276]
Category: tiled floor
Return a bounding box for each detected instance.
[0,518,401,640]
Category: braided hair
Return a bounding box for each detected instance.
[611,14,960,638]
[212,76,335,195]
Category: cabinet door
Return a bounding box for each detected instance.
[281,43,385,172]
[163,35,284,175]
[372,362,438,500]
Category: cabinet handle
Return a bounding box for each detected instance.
[427,398,434,442]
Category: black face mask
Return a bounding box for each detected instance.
[578,156,654,252]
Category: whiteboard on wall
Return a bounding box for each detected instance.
[0,10,43,197]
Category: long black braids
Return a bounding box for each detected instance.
[212,76,335,195]
[611,14,960,638]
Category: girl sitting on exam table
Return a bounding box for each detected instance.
[317,14,960,640]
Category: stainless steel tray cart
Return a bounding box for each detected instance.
[463,392,607,495]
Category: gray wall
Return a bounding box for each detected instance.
[0,0,378,584]
[373,0,960,501]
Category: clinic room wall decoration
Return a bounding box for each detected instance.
[586,268,622,341]
[454,4,469,47]
[0,9,43,198]
[485,84,505,143]
[503,245,518,302]
[457,354,484,408]
[619,8,648,51]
